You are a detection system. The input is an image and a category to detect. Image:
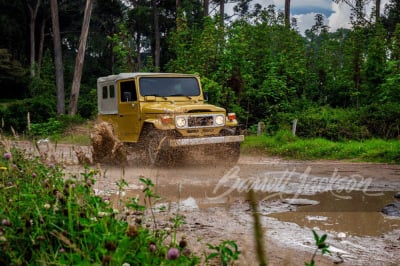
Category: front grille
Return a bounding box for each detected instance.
[175,114,225,129]
[188,116,214,127]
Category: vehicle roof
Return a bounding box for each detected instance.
[97,72,199,83]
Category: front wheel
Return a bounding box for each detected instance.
[145,130,166,166]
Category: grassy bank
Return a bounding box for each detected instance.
[242,130,400,164]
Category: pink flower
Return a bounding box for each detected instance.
[32,172,37,178]
[1,219,11,227]
[3,152,11,160]
[167,247,179,260]
[149,243,157,253]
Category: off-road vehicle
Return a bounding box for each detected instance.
[93,72,244,165]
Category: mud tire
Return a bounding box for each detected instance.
[145,130,165,166]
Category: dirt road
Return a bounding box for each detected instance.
[17,141,400,265]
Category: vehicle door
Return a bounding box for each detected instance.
[117,79,141,142]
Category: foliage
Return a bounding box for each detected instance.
[294,106,367,141]
[0,145,201,265]
[30,118,64,136]
[2,97,56,133]
[29,115,86,137]
[359,103,400,139]
[241,132,400,164]
[1,0,400,139]
[305,230,331,266]
[206,240,240,266]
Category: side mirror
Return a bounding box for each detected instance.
[203,92,209,102]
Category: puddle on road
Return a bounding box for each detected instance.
[268,191,400,237]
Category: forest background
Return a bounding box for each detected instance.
[1,0,400,142]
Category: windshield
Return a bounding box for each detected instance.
[139,77,200,97]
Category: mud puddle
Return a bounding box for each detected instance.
[268,191,400,237]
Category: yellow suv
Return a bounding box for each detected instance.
[95,72,244,165]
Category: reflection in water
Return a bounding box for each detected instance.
[268,191,400,236]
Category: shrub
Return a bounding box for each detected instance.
[359,103,400,139]
[293,107,369,141]
[3,97,56,133]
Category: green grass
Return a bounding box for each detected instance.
[54,133,92,146]
[242,131,400,164]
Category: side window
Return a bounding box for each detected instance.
[120,80,137,102]
[109,85,115,98]
[102,86,108,99]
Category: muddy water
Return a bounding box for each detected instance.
[14,139,400,265]
[268,191,400,237]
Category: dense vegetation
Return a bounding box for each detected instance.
[0,0,400,141]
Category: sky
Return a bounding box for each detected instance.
[226,0,390,35]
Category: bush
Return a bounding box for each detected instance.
[3,97,56,133]
[359,103,400,139]
[292,107,369,141]
[29,115,86,137]
[77,87,97,119]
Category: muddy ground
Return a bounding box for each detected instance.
[16,141,400,265]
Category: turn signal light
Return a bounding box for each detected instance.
[228,113,236,121]
[160,115,173,124]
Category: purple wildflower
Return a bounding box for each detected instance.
[1,219,11,227]
[167,247,179,260]
[3,152,11,160]
[149,243,157,253]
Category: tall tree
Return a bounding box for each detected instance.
[284,0,290,28]
[152,0,160,69]
[204,0,209,16]
[382,0,400,37]
[220,0,225,28]
[375,0,381,22]
[27,0,41,77]
[69,0,93,115]
[50,0,65,114]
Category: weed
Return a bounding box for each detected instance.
[305,230,332,266]
[206,240,240,266]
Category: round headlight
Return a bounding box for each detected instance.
[176,117,186,128]
[215,115,225,126]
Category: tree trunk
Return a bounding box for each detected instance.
[50,0,65,115]
[285,0,291,28]
[69,0,93,115]
[136,32,141,71]
[375,0,381,23]
[204,0,209,17]
[220,0,224,29]
[38,16,45,77]
[152,0,160,69]
[27,0,41,77]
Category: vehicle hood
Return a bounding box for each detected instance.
[141,102,225,114]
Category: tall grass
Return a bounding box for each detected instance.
[242,130,400,164]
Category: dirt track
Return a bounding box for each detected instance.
[16,141,400,265]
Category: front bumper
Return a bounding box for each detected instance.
[169,135,244,147]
